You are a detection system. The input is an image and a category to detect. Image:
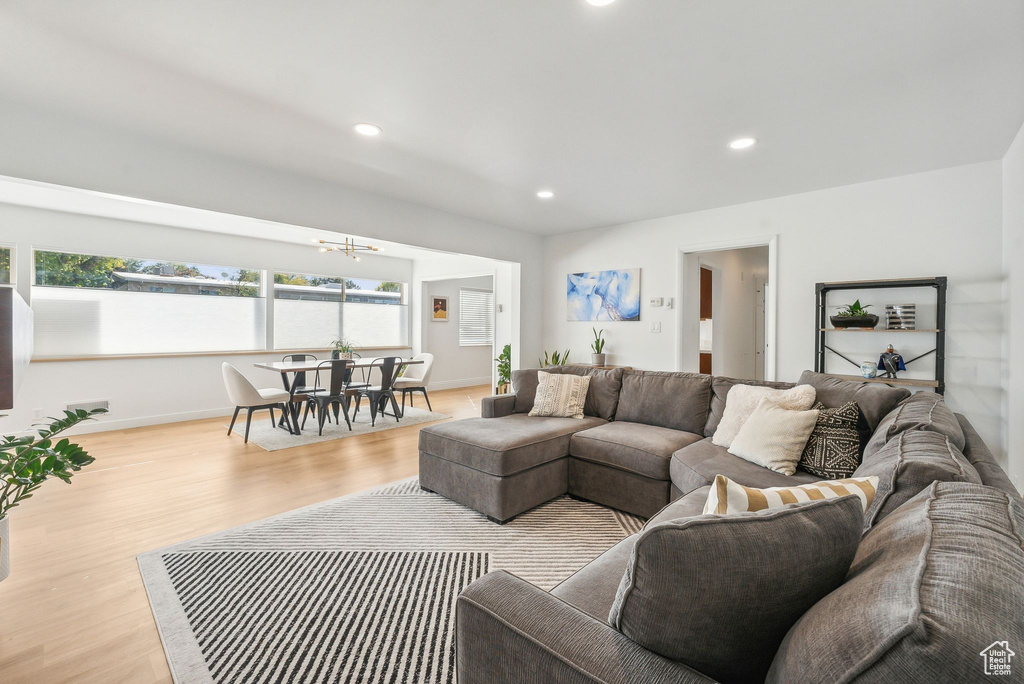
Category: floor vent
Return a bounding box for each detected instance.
[66,400,110,413]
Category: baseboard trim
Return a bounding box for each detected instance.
[66,407,236,435]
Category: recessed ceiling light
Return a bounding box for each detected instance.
[353,123,382,136]
[586,0,616,5]
[728,137,757,150]
[536,190,555,199]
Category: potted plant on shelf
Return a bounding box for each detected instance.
[0,408,105,583]
[830,300,879,329]
[494,343,511,394]
[330,337,355,360]
[539,349,571,368]
[591,328,607,366]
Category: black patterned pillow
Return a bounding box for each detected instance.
[798,401,862,479]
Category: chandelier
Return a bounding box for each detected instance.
[314,238,381,262]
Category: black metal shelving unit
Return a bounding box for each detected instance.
[814,277,947,394]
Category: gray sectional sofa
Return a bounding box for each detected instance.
[417,366,1024,683]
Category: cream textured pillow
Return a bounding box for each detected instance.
[528,371,591,419]
[703,474,879,515]
[727,397,819,474]
[712,384,816,447]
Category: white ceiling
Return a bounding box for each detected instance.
[1,1,1022,236]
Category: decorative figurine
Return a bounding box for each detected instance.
[877,344,907,379]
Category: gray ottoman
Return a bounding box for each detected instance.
[418,413,606,522]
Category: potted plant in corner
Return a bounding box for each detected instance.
[0,407,105,583]
[494,343,511,394]
[591,328,607,366]
[330,337,356,360]
[830,299,879,329]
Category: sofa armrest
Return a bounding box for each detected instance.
[481,393,517,418]
[456,570,716,684]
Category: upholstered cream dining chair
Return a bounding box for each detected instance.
[221,362,294,443]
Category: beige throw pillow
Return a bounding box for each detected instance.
[727,397,819,475]
[528,371,591,419]
[703,474,879,515]
[712,384,816,448]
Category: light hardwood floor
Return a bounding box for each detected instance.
[0,385,490,684]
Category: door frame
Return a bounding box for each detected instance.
[675,235,778,380]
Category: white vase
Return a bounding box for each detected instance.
[0,516,9,583]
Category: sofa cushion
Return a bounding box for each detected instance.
[671,438,820,496]
[570,422,703,480]
[864,391,966,459]
[958,414,1021,498]
[703,474,878,515]
[854,429,981,528]
[418,414,606,476]
[727,397,820,475]
[548,365,625,420]
[512,366,625,420]
[614,370,713,434]
[797,370,910,433]
[712,384,816,448]
[768,482,1024,683]
[646,485,713,527]
[529,371,590,419]
[798,401,862,479]
[609,496,864,683]
[703,376,795,438]
[550,535,637,622]
[511,368,543,414]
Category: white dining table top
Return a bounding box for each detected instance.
[254,358,423,373]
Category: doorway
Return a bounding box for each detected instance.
[677,238,776,380]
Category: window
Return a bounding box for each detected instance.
[0,247,11,284]
[32,250,265,356]
[459,288,494,346]
[273,273,409,350]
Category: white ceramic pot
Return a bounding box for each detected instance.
[0,516,9,583]
[592,353,607,366]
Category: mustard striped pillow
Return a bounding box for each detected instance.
[703,474,879,515]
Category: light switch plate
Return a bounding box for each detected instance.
[649,297,664,307]
[649,321,662,333]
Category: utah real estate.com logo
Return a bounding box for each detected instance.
[980,641,1015,676]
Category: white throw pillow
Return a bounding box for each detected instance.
[712,384,816,448]
[727,397,819,475]
[528,371,591,419]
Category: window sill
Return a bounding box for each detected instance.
[31,346,412,363]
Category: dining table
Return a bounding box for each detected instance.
[254,357,424,435]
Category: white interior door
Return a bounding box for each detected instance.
[754,275,766,381]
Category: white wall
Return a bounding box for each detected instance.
[421,276,494,390]
[0,202,414,433]
[0,102,545,372]
[696,247,769,379]
[543,161,1006,463]
[1003,121,1024,489]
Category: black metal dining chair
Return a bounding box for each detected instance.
[302,359,354,435]
[352,357,403,427]
[283,353,332,425]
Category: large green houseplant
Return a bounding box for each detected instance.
[494,344,512,394]
[0,408,105,582]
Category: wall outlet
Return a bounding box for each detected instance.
[649,321,662,333]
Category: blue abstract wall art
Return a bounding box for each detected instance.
[567,269,641,321]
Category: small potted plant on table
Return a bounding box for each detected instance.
[1,408,105,583]
[591,328,607,366]
[330,337,356,360]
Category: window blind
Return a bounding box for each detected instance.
[459,288,494,347]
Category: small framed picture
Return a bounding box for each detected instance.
[432,296,449,322]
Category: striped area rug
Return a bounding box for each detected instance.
[138,477,644,684]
